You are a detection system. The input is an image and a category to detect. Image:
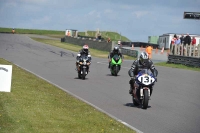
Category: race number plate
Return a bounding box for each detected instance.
[138,74,155,85]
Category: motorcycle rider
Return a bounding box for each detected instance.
[108,46,123,68]
[128,51,158,96]
[76,44,92,71]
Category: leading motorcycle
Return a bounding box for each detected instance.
[131,69,156,109]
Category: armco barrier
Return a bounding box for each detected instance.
[168,54,200,67]
[61,37,138,58]
[121,48,138,58]
[63,36,112,52]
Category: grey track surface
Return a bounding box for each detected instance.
[0,33,200,133]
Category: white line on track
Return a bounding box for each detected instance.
[13,62,143,133]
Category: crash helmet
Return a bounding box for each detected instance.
[113,46,119,53]
[139,52,149,65]
[82,44,89,54]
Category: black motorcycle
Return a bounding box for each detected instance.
[77,54,90,80]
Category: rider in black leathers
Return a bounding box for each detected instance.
[108,46,123,68]
[128,51,158,95]
[76,45,92,71]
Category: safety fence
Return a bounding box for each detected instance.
[168,44,200,67]
[120,47,138,58]
[61,36,112,52]
[170,44,200,57]
[168,55,200,67]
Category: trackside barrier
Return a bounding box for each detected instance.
[168,44,200,67]
[61,37,138,58]
[120,48,138,58]
[168,54,200,67]
[61,36,112,52]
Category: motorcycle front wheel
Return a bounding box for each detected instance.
[114,66,119,76]
[142,89,149,109]
[82,68,86,80]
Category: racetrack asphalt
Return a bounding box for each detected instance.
[0,33,200,133]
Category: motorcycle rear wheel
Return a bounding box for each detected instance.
[132,96,140,106]
[78,73,81,79]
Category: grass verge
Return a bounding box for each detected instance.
[31,37,136,60]
[155,62,200,72]
[0,58,135,133]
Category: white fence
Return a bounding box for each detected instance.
[170,44,200,57]
[168,44,200,67]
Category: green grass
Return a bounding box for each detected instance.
[0,58,136,133]
[0,27,131,42]
[155,62,200,72]
[31,37,136,60]
[0,27,65,36]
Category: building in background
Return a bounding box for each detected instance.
[148,36,159,44]
[65,29,78,37]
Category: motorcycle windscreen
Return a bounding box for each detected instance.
[136,69,155,85]
[111,55,122,65]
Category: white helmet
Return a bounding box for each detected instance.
[139,52,149,65]
[82,45,89,54]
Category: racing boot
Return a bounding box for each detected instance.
[108,62,110,68]
[129,85,133,95]
[75,62,79,71]
[129,78,135,95]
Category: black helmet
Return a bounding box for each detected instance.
[139,52,149,65]
[113,46,119,53]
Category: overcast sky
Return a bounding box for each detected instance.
[0,0,200,42]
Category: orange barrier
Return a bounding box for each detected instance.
[155,48,158,54]
[160,47,164,54]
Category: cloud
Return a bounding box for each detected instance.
[30,16,51,25]
[19,0,48,4]
[86,10,101,18]
[88,10,96,16]
[104,9,113,14]
[119,4,138,10]
[132,11,149,18]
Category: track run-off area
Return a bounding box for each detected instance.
[0,33,200,133]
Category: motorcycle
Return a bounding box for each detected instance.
[77,54,90,80]
[110,54,122,76]
[131,69,156,109]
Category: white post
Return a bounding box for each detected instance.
[198,44,200,57]
[189,45,192,57]
[174,44,177,55]
[192,45,196,57]
[185,44,188,56]
[181,44,184,56]
[177,45,180,55]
